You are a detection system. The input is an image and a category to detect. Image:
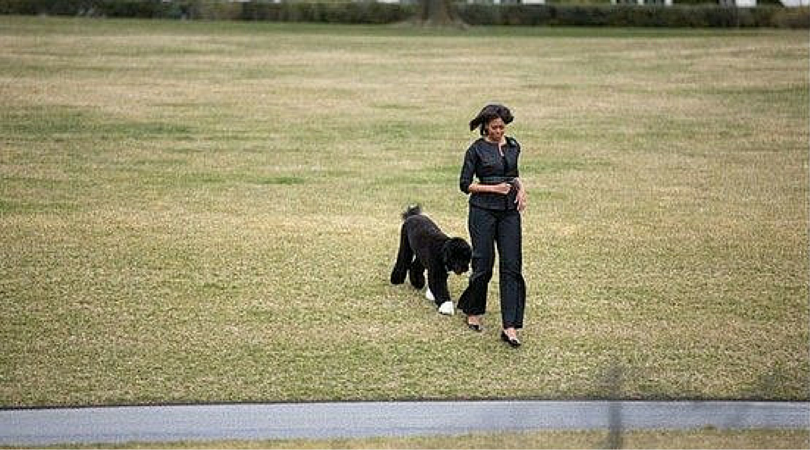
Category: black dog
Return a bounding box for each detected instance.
[390,205,472,315]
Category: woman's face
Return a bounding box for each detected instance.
[485,117,506,142]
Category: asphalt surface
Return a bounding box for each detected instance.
[1,401,808,446]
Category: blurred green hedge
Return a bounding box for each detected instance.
[457,4,806,27]
[0,0,183,18]
[241,1,416,23]
[0,0,415,22]
[0,0,807,28]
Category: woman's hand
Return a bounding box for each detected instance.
[512,178,527,213]
[516,188,527,213]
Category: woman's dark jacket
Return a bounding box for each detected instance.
[459,136,521,211]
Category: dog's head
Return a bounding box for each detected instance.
[442,237,472,275]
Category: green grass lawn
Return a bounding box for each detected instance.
[0,17,807,407]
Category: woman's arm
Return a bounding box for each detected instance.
[467,182,512,196]
[459,147,476,194]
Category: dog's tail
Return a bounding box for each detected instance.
[402,204,422,221]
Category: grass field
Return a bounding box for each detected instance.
[0,17,807,408]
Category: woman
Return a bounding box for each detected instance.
[458,104,527,347]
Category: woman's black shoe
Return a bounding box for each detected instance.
[501,331,521,348]
[465,315,483,332]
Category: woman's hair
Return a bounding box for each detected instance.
[469,104,514,136]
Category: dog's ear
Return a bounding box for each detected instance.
[458,239,472,262]
[442,238,472,272]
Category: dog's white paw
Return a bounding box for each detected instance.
[425,287,435,302]
[438,301,455,316]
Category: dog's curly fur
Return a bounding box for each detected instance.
[390,205,472,308]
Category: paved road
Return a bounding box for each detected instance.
[1,401,808,446]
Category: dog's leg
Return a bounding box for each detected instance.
[428,269,454,316]
[390,225,413,285]
[409,259,425,290]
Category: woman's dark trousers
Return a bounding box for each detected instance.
[458,206,526,329]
